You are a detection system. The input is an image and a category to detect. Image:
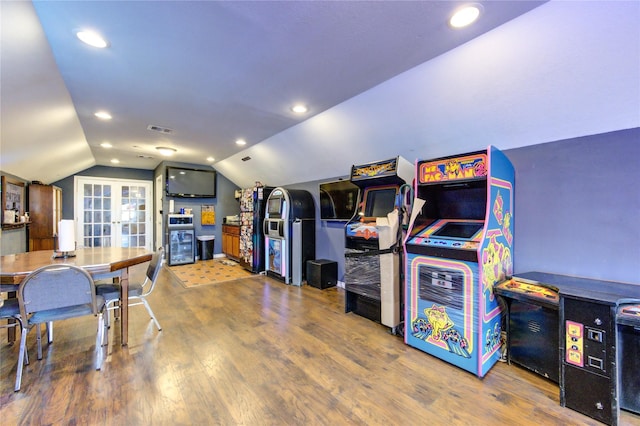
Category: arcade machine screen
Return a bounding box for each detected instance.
[364,187,397,218]
[432,222,484,239]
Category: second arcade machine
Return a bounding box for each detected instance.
[404,146,514,377]
[345,157,409,333]
[263,187,315,286]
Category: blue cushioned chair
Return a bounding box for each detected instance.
[15,265,107,391]
[96,248,164,339]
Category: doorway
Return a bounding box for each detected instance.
[75,176,153,250]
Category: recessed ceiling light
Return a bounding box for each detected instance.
[206,156,215,162]
[156,146,177,156]
[77,30,108,48]
[449,4,482,28]
[235,139,247,146]
[94,111,112,120]
[100,142,112,148]
[291,104,308,114]
[110,159,120,164]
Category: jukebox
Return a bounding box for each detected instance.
[263,187,315,285]
[404,146,515,377]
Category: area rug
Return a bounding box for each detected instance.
[167,258,255,288]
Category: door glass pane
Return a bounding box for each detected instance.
[119,185,146,248]
[83,183,112,248]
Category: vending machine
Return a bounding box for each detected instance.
[263,187,315,285]
[404,146,514,377]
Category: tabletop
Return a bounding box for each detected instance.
[1,247,153,346]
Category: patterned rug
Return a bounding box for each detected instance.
[167,258,255,288]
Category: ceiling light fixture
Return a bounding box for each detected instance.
[206,156,215,162]
[94,111,112,120]
[156,146,177,156]
[110,159,120,164]
[449,4,482,28]
[100,142,112,148]
[77,30,108,48]
[235,139,247,146]
[291,104,308,114]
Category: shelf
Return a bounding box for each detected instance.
[1,221,31,231]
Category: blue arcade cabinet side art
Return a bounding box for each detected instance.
[403,146,514,377]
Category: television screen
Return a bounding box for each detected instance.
[166,167,216,198]
[319,180,359,220]
[364,187,397,218]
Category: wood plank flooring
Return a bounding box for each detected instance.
[2,263,639,425]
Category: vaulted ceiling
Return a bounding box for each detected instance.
[1,1,638,188]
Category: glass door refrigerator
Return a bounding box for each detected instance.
[167,214,195,266]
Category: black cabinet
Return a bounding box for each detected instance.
[560,296,618,425]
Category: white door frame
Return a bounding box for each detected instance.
[74,176,153,250]
[155,174,163,250]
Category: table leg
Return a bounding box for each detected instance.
[120,268,129,346]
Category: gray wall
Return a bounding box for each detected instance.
[154,162,240,256]
[5,128,639,286]
[287,128,640,286]
[505,128,639,284]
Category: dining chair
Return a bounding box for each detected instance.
[0,296,29,366]
[15,264,108,392]
[96,248,164,341]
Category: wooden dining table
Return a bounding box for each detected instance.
[0,247,153,346]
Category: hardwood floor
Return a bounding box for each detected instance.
[2,263,639,426]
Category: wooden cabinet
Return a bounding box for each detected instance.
[222,224,240,260]
[28,184,62,251]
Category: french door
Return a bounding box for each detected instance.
[75,176,153,250]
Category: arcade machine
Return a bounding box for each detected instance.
[263,187,315,285]
[344,157,408,333]
[404,146,514,377]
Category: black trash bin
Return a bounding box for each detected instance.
[197,235,215,261]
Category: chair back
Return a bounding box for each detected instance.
[18,265,98,318]
[142,248,165,294]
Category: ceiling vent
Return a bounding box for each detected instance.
[147,124,174,135]
[241,156,251,162]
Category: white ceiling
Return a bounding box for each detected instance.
[1,1,639,188]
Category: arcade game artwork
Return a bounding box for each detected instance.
[403,146,514,377]
[344,157,407,333]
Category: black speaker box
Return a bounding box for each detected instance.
[306,259,337,289]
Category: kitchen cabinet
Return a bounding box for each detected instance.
[222,224,240,260]
[27,184,62,251]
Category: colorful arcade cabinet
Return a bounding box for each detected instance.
[404,146,514,377]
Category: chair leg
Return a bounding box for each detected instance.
[15,326,29,391]
[141,298,162,331]
[36,324,43,360]
[96,313,106,370]
[47,321,53,343]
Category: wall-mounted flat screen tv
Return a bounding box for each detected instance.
[166,167,216,198]
[319,180,359,221]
